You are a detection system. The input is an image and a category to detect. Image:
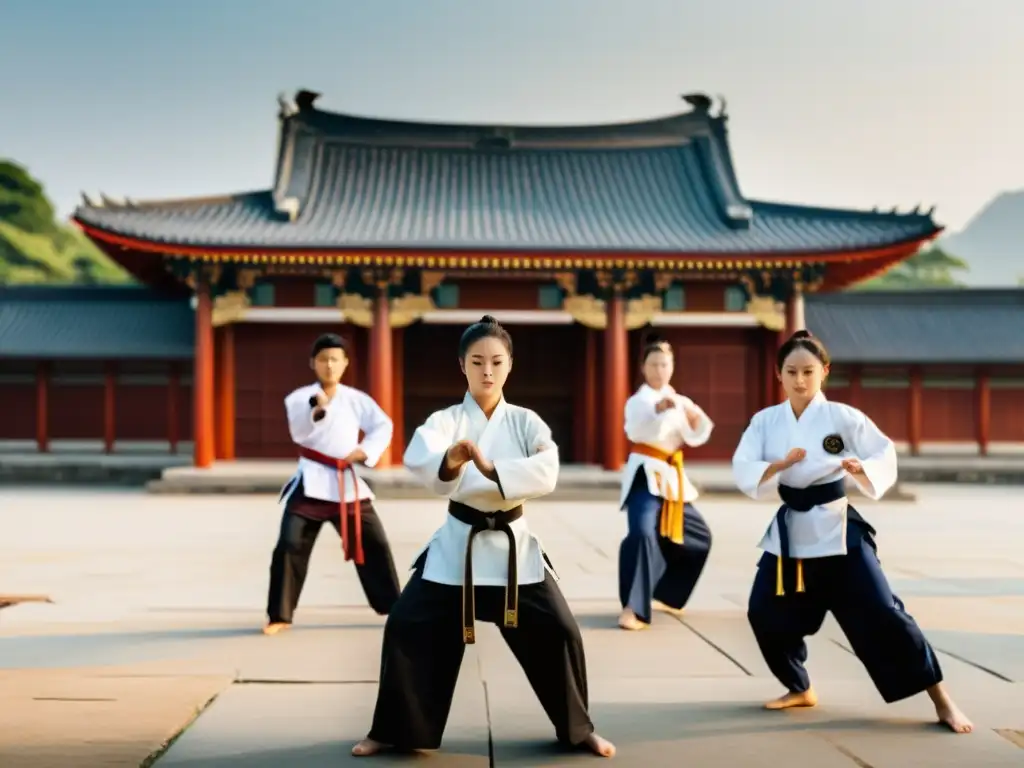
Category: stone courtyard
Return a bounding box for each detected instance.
[1,484,1023,766]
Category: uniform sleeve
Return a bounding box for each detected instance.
[403,409,464,496]
[678,396,714,447]
[731,412,777,500]
[839,404,898,500]
[492,410,560,501]
[284,388,331,445]
[355,392,394,468]
[624,392,687,444]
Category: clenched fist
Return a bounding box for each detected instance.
[445,439,476,467]
[783,447,806,468]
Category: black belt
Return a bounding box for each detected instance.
[448,500,524,644]
[774,481,847,596]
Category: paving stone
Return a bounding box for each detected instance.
[157,675,489,766]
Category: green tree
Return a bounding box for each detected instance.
[853,246,969,290]
[0,160,133,285]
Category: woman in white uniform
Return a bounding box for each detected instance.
[352,316,616,758]
[732,329,972,733]
[617,336,715,631]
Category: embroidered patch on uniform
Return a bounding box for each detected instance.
[822,434,845,455]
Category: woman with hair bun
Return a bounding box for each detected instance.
[617,334,715,631]
[353,315,615,758]
[732,329,972,733]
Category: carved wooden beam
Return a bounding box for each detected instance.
[212,290,251,328]
[564,293,661,330]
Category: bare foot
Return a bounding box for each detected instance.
[352,738,386,756]
[764,688,818,710]
[935,702,973,734]
[262,622,290,636]
[617,609,649,631]
[583,732,616,757]
[652,599,684,617]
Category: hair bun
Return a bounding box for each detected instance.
[790,329,814,341]
[642,332,667,346]
[479,314,499,325]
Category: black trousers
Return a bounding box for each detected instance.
[367,559,595,750]
[747,522,943,703]
[266,500,401,623]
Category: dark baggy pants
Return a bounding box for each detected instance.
[747,521,943,703]
[266,488,401,623]
[366,558,595,750]
[618,470,712,623]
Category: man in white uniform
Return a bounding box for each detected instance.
[264,333,400,635]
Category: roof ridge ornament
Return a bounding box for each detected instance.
[295,90,321,112]
[681,93,713,114]
[277,92,298,118]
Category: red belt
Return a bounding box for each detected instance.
[298,446,364,565]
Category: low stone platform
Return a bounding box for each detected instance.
[0,452,189,486]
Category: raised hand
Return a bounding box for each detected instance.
[445,439,475,467]
[841,457,864,474]
[313,390,330,408]
[783,447,807,468]
[468,443,498,481]
[655,397,677,413]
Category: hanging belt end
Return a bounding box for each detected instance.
[504,609,518,628]
[795,559,806,593]
[775,555,785,596]
[463,626,476,644]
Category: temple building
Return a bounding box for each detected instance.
[8,90,1015,468]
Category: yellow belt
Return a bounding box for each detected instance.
[631,443,685,544]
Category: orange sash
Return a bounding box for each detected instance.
[630,443,685,544]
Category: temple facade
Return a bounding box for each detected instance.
[63,90,951,467]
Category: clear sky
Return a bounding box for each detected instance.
[2,0,1021,233]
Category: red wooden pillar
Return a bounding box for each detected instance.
[168,362,181,455]
[774,328,786,405]
[976,367,991,456]
[215,325,236,461]
[602,294,628,471]
[193,276,216,468]
[103,362,117,453]
[908,366,923,456]
[35,362,49,453]
[583,327,598,464]
[391,327,405,458]
[788,282,805,332]
[762,329,779,408]
[369,285,393,468]
[847,365,863,408]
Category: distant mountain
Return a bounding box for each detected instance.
[941,190,1024,286]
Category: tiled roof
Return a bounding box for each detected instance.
[0,287,193,359]
[806,290,1024,363]
[72,92,940,255]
